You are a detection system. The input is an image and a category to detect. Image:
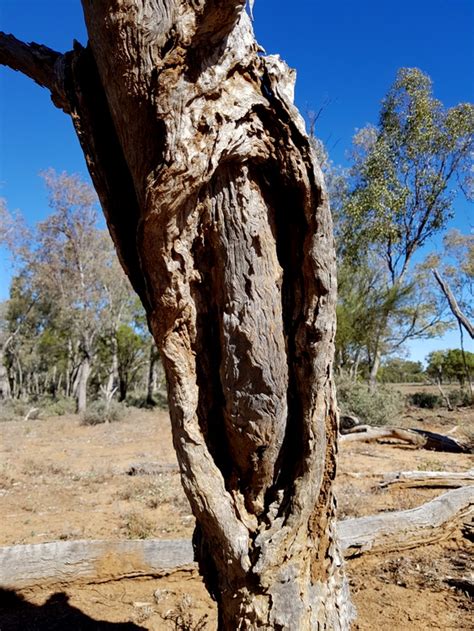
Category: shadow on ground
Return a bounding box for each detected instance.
[0,588,146,631]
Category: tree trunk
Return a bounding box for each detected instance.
[0,3,353,626]
[76,354,91,414]
[103,334,119,403]
[368,347,381,392]
[0,349,11,400]
[146,343,158,405]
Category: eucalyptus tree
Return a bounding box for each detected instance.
[341,68,473,385]
[0,3,353,628]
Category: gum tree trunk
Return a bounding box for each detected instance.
[0,2,354,627]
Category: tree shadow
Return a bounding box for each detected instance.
[0,588,146,630]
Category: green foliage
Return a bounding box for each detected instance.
[0,399,30,422]
[80,400,125,426]
[447,389,473,408]
[426,348,474,386]
[336,374,404,426]
[39,396,76,416]
[378,358,424,383]
[408,392,442,409]
[344,68,474,270]
[333,67,471,379]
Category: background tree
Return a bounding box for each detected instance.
[0,2,352,628]
[426,349,474,386]
[0,172,148,410]
[339,68,473,385]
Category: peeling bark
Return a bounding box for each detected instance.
[0,2,352,627]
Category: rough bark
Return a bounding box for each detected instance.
[0,2,352,627]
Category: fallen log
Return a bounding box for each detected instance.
[1,488,472,588]
[0,539,195,589]
[379,470,474,489]
[126,462,179,476]
[337,486,474,558]
[340,426,470,453]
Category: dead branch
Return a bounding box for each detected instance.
[338,486,474,558]
[379,469,474,489]
[340,426,470,453]
[433,268,474,339]
[0,32,69,111]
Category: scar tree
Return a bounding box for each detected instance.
[0,2,353,628]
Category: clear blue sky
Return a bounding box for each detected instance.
[0,0,473,362]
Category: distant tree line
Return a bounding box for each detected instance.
[0,171,162,412]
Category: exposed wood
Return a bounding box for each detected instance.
[2,487,473,587]
[379,469,474,489]
[0,539,195,589]
[433,268,474,339]
[0,32,68,111]
[338,486,474,557]
[339,414,362,433]
[340,426,470,453]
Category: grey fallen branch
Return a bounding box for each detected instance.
[338,486,474,558]
[1,487,473,588]
[378,469,474,489]
[340,426,471,453]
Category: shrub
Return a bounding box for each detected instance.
[121,511,155,539]
[336,375,404,426]
[0,399,30,422]
[126,392,168,409]
[80,400,125,425]
[40,396,76,416]
[408,391,442,409]
[447,389,473,408]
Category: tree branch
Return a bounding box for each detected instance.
[0,32,69,112]
[433,268,474,339]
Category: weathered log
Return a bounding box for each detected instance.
[1,488,472,588]
[340,426,470,452]
[379,470,474,489]
[0,539,195,589]
[338,486,474,557]
[339,414,361,433]
[126,463,179,476]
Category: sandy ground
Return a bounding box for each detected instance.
[0,401,472,630]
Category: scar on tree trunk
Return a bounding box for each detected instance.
[0,2,354,627]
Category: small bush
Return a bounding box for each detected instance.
[80,400,125,426]
[336,375,404,426]
[126,392,168,409]
[408,392,442,409]
[447,389,473,408]
[40,396,76,416]
[0,399,30,422]
[121,511,155,539]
